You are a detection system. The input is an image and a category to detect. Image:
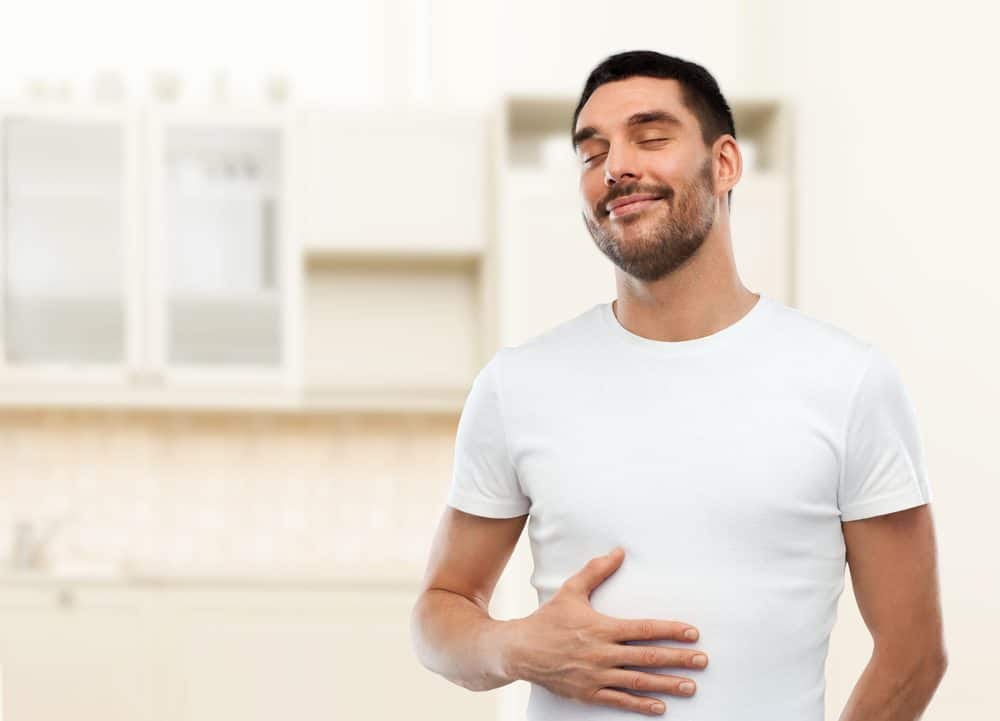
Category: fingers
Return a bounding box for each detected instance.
[586,662,702,716]
[603,617,700,644]
[612,643,709,671]
[589,687,667,716]
[562,547,625,597]
[602,667,698,698]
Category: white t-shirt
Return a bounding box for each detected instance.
[445,292,932,721]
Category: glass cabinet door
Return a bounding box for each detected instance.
[158,125,283,368]
[1,116,128,366]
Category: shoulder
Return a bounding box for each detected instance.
[762,298,877,382]
[497,303,606,373]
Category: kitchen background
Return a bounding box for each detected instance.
[0,1,996,719]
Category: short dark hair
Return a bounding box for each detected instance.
[572,50,736,206]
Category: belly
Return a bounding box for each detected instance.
[527,561,839,721]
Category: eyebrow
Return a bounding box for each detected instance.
[572,109,684,150]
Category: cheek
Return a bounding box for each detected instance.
[580,175,603,212]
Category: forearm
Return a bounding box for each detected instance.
[410,588,521,692]
[837,646,947,721]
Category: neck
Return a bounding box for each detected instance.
[611,224,758,342]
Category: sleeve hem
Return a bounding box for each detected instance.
[840,485,930,522]
[446,487,530,519]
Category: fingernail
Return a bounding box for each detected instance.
[684,628,698,640]
[679,682,695,694]
[650,702,665,714]
[692,654,707,667]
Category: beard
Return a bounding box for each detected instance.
[583,157,717,283]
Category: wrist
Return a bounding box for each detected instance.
[494,616,529,684]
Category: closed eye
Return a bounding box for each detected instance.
[582,139,670,164]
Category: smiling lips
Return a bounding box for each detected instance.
[606,193,664,218]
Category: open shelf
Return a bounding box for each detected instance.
[301,253,486,409]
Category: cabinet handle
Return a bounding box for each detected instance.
[57,587,75,609]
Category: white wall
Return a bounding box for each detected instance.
[765,1,1000,714]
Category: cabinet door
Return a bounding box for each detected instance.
[0,108,141,381]
[146,110,299,386]
[730,171,792,303]
[300,108,488,253]
[156,587,497,721]
[499,166,614,345]
[0,586,155,721]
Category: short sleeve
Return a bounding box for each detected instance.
[445,350,531,518]
[838,345,933,522]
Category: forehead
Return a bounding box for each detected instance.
[575,76,692,134]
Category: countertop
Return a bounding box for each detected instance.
[0,560,424,589]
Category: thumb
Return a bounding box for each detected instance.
[564,547,625,598]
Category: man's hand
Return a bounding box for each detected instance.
[505,547,709,716]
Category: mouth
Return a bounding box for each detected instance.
[607,196,663,219]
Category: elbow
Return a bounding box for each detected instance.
[931,647,949,680]
[922,636,949,681]
[915,645,949,688]
[919,649,948,699]
[409,592,489,690]
[873,639,948,681]
[409,594,437,674]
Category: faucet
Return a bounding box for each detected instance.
[10,517,71,570]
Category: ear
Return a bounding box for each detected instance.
[714,134,742,196]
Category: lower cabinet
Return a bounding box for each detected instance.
[0,586,157,721]
[0,584,499,721]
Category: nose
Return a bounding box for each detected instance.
[603,142,641,187]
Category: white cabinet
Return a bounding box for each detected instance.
[0,583,496,721]
[0,102,495,411]
[156,587,494,721]
[302,254,485,410]
[0,103,301,404]
[0,104,142,383]
[0,586,156,721]
[297,107,495,411]
[730,170,792,303]
[498,166,613,345]
[300,107,489,254]
[726,100,795,305]
[145,108,301,389]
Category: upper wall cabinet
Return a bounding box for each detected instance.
[299,108,489,255]
[145,108,301,388]
[0,103,301,404]
[0,104,142,383]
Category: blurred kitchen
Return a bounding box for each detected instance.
[0,1,996,720]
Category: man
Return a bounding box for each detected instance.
[411,50,946,720]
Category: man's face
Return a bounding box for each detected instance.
[574,76,719,283]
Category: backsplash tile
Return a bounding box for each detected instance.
[0,409,459,575]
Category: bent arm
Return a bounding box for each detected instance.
[410,587,520,691]
[410,507,528,691]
